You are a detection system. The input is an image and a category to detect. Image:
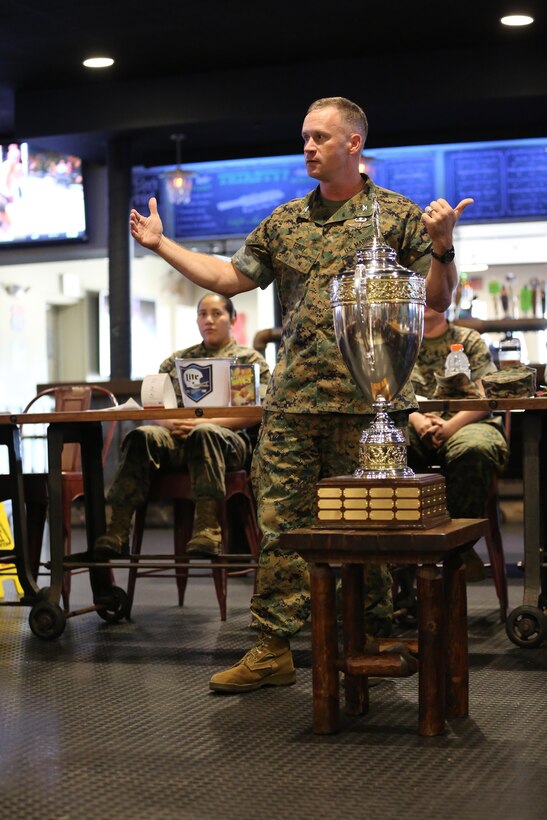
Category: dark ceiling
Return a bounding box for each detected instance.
[1,0,546,167]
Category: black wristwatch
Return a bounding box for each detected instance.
[430,245,455,264]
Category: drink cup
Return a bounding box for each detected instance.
[498,338,521,369]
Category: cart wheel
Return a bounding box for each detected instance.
[506,605,547,648]
[96,585,130,623]
[34,586,51,603]
[29,601,67,640]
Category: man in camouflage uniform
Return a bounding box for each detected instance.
[130,96,473,693]
[71,293,270,561]
[407,306,509,579]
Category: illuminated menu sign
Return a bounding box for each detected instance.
[445,144,547,221]
[175,156,314,240]
[131,138,547,239]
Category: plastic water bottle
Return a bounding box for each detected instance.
[444,343,471,379]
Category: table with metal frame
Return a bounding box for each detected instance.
[0,405,262,639]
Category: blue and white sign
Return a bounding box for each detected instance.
[175,357,232,407]
[181,362,213,403]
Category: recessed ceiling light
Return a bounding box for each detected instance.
[83,57,115,69]
[500,15,534,27]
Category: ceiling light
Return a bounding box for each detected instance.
[500,15,534,27]
[83,57,115,69]
[163,134,196,206]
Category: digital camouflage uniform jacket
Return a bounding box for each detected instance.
[158,339,270,407]
[411,322,500,427]
[231,176,432,415]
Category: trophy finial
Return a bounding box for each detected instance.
[359,196,396,265]
[372,196,382,241]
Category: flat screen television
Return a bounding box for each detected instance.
[0,141,87,247]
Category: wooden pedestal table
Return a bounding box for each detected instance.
[280,518,488,737]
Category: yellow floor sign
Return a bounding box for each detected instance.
[0,500,15,550]
[0,500,24,598]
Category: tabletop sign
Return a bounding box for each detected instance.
[140,374,178,409]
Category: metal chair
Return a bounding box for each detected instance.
[0,384,118,610]
[126,469,260,619]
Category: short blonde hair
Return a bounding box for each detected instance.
[306,97,368,143]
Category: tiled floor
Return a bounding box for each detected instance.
[1,519,546,820]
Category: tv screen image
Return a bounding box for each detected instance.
[0,142,87,246]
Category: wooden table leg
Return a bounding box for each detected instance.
[444,554,469,718]
[341,563,369,716]
[417,563,446,736]
[310,562,340,734]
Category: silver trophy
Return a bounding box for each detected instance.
[330,199,424,478]
[316,199,448,529]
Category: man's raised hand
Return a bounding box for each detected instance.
[129,196,164,250]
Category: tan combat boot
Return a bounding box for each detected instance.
[94,505,134,557]
[209,633,296,692]
[186,497,222,557]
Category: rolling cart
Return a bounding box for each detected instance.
[0,413,129,639]
[504,406,547,648]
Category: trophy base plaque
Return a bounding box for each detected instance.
[315,473,449,530]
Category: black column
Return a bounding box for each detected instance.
[107,135,131,379]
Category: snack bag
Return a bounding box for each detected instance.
[230,363,259,406]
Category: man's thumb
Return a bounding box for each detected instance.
[454,198,474,219]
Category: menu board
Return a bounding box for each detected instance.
[367,152,438,213]
[445,144,547,222]
[131,138,547,240]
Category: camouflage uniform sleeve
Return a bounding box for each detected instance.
[231,216,276,289]
[377,188,431,275]
[158,353,175,374]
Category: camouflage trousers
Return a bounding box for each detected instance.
[106,424,251,509]
[249,410,401,639]
[407,420,508,518]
